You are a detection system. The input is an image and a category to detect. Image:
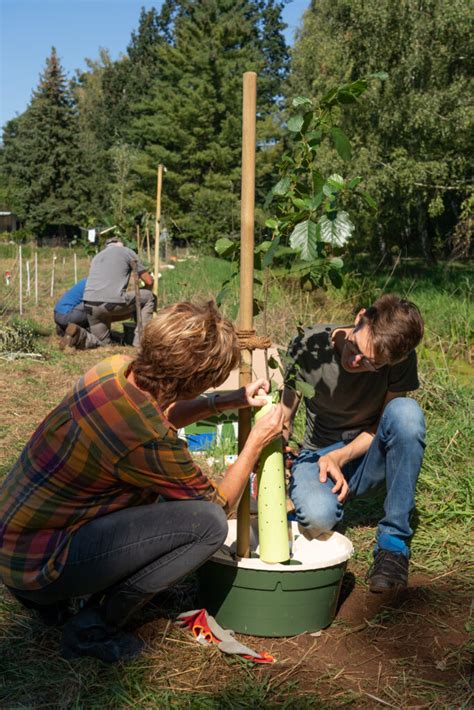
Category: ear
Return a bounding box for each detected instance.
[354,308,366,326]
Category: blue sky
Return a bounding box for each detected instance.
[0,0,308,128]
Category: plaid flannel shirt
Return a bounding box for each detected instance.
[0,355,226,591]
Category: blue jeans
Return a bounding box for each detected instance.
[289,398,426,556]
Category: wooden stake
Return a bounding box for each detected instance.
[19,246,23,316]
[153,164,164,302]
[26,260,31,296]
[136,224,141,257]
[146,225,151,263]
[236,71,257,558]
[50,254,56,298]
[73,252,77,283]
[34,251,38,306]
[131,258,143,343]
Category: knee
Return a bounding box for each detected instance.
[383,397,425,440]
[199,503,228,549]
[291,477,341,533]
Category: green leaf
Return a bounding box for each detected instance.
[265,218,278,230]
[255,240,272,253]
[321,87,338,106]
[262,236,281,268]
[318,211,355,247]
[289,220,319,261]
[267,355,279,369]
[358,190,377,210]
[329,257,344,270]
[291,197,307,210]
[331,127,352,161]
[326,174,345,190]
[295,379,316,398]
[292,96,313,109]
[287,115,305,133]
[348,176,363,189]
[305,193,323,211]
[336,90,357,104]
[229,303,239,321]
[369,71,388,81]
[215,237,237,258]
[272,176,291,196]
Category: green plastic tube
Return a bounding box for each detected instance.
[254,397,290,564]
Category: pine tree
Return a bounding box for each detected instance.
[130,0,289,246]
[1,48,84,235]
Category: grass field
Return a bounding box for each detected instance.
[0,248,472,708]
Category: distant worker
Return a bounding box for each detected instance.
[53,278,89,337]
[61,238,154,349]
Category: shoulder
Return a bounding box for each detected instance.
[288,324,334,359]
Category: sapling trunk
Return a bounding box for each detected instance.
[254,397,290,564]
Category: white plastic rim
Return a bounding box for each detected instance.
[213,519,354,572]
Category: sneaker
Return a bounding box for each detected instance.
[59,323,80,350]
[60,607,144,663]
[366,550,409,593]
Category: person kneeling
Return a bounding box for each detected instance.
[0,302,283,662]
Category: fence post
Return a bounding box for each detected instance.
[34,251,38,306]
[19,246,23,316]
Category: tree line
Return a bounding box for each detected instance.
[0,0,471,261]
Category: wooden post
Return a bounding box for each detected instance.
[236,71,257,558]
[26,260,31,296]
[131,258,143,343]
[136,224,141,257]
[50,254,56,298]
[34,251,38,306]
[19,246,23,316]
[146,225,151,263]
[153,164,164,302]
[73,252,77,284]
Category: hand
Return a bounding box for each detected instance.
[284,445,299,470]
[250,403,285,449]
[236,378,270,409]
[318,453,349,503]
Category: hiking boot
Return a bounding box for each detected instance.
[366,550,409,593]
[59,323,80,350]
[60,607,144,663]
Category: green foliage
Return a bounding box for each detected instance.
[129,0,289,246]
[289,0,473,261]
[0,49,84,235]
[0,319,38,354]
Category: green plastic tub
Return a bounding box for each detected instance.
[198,520,353,637]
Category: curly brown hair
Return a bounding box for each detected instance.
[131,301,239,407]
[360,294,424,364]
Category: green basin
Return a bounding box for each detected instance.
[198,521,353,637]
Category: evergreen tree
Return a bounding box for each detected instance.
[1,48,84,235]
[130,0,289,245]
[288,0,473,261]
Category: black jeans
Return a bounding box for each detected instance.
[12,501,227,606]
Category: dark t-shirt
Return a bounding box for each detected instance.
[286,324,419,449]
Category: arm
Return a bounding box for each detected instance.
[281,386,302,445]
[165,378,270,429]
[318,391,407,501]
[138,270,154,288]
[218,403,285,511]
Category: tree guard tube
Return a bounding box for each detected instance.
[254,397,290,564]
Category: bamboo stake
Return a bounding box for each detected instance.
[153,164,164,303]
[50,254,56,298]
[34,251,38,305]
[236,71,257,558]
[26,260,31,296]
[136,224,141,257]
[19,246,23,315]
[73,252,77,283]
[146,226,151,263]
[131,258,143,343]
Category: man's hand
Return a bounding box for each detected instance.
[235,378,270,409]
[318,453,349,502]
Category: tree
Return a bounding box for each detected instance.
[288,0,473,261]
[1,48,84,235]
[130,0,289,246]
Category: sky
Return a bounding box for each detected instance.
[0,0,309,129]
